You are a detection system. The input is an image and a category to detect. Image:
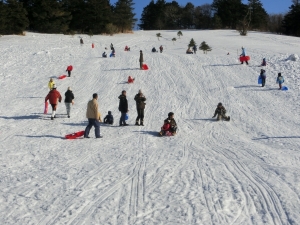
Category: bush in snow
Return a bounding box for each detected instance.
[177,31,183,39]
[156,33,162,40]
[287,54,299,61]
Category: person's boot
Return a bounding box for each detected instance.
[140,121,144,126]
[135,121,139,126]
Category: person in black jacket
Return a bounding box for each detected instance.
[212,102,230,121]
[64,87,74,118]
[104,111,114,125]
[134,89,146,126]
[118,90,128,126]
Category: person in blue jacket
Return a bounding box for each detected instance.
[276,73,284,90]
[260,69,266,87]
[240,47,248,65]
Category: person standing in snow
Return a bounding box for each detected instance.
[48,78,55,91]
[110,43,114,50]
[84,93,102,138]
[45,84,62,120]
[66,65,73,77]
[134,89,146,126]
[139,50,144,70]
[193,45,197,54]
[64,87,74,118]
[240,47,248,65]
[261,58,266,66]
[80,38,83,44]
[159,45,163,53]
[212,102,230,121]
[276,73,284,90]
[159,112,177,136]
[260,69,266,87]
[118,90,129,126]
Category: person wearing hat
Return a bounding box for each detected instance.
[212,103,230,121]
[104,111,114,125]
[118,90,129,126]
[48,78,55,91]
[64,87,74,118]
[45,84,62,120]
[134,89,146,126]
[240,47,248,65]
[260,69,266,87]
[84,93,102,138]
[139,50,144,70]
[159,112,177,136]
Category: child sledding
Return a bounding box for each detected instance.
[159,112,177,136]
[212,103,230,121]
[128,76,135,84]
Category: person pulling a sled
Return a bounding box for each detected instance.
[212,103,230,121]
[159,112,177,136]
[240,47,248,65]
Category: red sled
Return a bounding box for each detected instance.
[58,75,67,79]
[142,64,149,70]
[65,130,85,139]
[239,56,250,62]
[44,101,48,114]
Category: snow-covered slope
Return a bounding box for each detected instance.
[0,30,299,225]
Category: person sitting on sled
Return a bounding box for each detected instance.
[152,47,157,53]
[159,112,177,136]
[102,52,107,58]
[128,76,135,83]
[212,103,230,121]
[186,48,193,54]
[125,46,130,51]
[104,111,114,125]
[261,58,266,66]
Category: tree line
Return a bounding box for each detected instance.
[0,0,136,35]
[139,0,300,37]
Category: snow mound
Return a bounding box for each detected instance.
[287,54,299,61]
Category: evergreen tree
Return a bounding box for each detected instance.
[0,0,28,35]
[139,0,157,30]
[194,4,212,29]
[181,2,195,29]
[156,32,162,40]
[212,0,246,29]
[188,38,196,48]
[212,14,222,29]
[199,41,212,54]
[154,0,166,29]
[113,0,137,33]
[282,2,300,36]
[172,37,176,44]
[164,1,181,29]
[248,0,268,30]
[30,0,71,33]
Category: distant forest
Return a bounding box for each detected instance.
[0,0,299,37]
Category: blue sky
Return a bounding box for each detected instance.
[110,0,292,26]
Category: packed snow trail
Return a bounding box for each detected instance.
[0,30,299,224]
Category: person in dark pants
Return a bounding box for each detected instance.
[80,38,83,44]
[134,89,146,126]
[84,93,102,138]
[118,90,129,126]
[66,65,73,77]
[260,69,266,87]
[139,50,144,70]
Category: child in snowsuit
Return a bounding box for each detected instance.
[159,45,163,53]
[212,103,230,121]
[260,69,266,87]
[48,78,55,91]
[104,111,114,125]
[276,73,284,90]
[102,52,107,58]
[261,58,266,66]
[159,112,177,136]
[128,76,135,83]
[66,65,73,77]
[152,47,157,53]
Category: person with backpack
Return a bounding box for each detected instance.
[260,69,266,87]
[134,89,146,126]
[66,65,73,77]
[45,84,62,120]
[159,112,177,136]
[104,111,114,125]
[64,87,74,118]
[276,72,285,90]
[84,93,102,138]
[118,90,129,126]
[212,102,230,121]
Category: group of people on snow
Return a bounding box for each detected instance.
[151,46,163,53]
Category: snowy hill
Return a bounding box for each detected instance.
[0,30,300,224]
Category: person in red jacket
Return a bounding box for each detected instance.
[128,76,135,83]
[66,65,73,77]
[45,84,62,120]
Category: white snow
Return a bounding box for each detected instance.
[0,30,300,225]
